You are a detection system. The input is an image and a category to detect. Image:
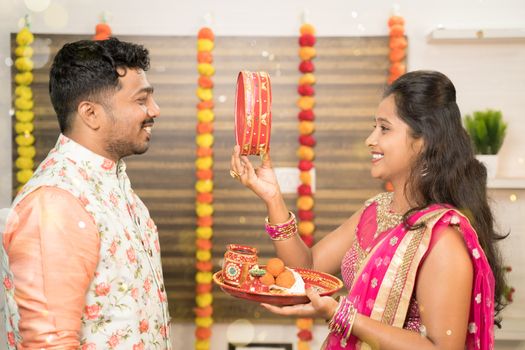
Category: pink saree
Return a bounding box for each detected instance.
[325,193,495,350]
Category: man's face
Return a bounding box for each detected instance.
[101,68,160,160]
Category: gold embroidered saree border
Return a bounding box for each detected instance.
[371,209,449,327]
[351,208,477,350]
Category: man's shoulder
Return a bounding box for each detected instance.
[12,151,81,206]
[13,186,78,209]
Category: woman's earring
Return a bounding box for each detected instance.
[421,164,428,177]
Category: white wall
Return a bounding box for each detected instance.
[2,0,525,207]
[1,0,524,349]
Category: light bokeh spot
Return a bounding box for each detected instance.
[24,0,51,12]
[43,2,69,29]
[226,319,255,346]
[0,207,19,235]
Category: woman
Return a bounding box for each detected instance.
[230,70,506,349]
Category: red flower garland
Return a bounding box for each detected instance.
[195,27,215,350]
[296,22,317,350]
[298,110,315,121]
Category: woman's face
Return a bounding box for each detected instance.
[365,95,423,187]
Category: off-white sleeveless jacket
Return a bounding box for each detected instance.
[10,135,171,350]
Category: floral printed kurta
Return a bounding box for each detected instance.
[1,248,21,349]
[3,134,171,349]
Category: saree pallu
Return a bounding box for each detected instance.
[325,202,495,350]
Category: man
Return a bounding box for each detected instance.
[1,37,170,349]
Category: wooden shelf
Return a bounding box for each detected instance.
[487,178,525,189]
[427,28,525,43]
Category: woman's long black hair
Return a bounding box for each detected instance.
[385,70,507,325]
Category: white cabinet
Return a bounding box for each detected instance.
[488,184,525,340]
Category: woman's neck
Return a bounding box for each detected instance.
[390,181,416,215]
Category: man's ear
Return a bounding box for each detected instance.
[77,101,103,130]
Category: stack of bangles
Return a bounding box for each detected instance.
[328,296,358,347]
[264,212,298,241]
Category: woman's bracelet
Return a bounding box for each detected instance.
[264,211,298,241]
[327,296,357,347]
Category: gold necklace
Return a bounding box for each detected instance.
[373,192,404,239]
[351,193,405,278]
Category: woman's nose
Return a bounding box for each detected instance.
[365,131,377,148]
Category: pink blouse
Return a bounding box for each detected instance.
[3,186,99,349]
[341,201,448,332]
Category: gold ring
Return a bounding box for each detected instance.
[229,169,240,179]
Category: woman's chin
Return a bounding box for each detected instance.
[370,171,385,181]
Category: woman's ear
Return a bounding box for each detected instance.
[413,136,425,155]
[77,101,103,130]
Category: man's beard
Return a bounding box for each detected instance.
[105,137,149,160]
[102,108,153,160]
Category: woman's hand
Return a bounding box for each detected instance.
[230,145,282,203]
[260,286,339,321]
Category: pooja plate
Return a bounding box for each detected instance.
[213,267,343,306]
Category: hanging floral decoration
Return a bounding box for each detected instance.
[93,14,112,41]
[296,22,317,350]
[297,23,317,248]
[194,26,215,350]
[13,16,35,192]
[384,14,406,192]
[387,14,407,85]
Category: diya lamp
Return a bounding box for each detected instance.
[241,267,270,293]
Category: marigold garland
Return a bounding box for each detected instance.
[93,23,111,41]
[387,14,406,85]
[195,26,215,350]
[384,13,407,192]
[13,17,35,192]
[92,12,112,41]
[296,22,316,350]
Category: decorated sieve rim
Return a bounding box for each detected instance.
[234,71,272,156]
[225,244,257,257]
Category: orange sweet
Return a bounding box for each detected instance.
[275,269,295,289]
[266,257,285,277]
[260,272,275,286]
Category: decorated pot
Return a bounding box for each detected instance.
[222,244,258,287]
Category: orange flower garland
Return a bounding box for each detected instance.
[385,14,407,192]
[93,23,112,41]
[387,14,407,85]
[195,27,215,350]
[296,22,316,350]
[93,12,112,41]
[13,17,35,192]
